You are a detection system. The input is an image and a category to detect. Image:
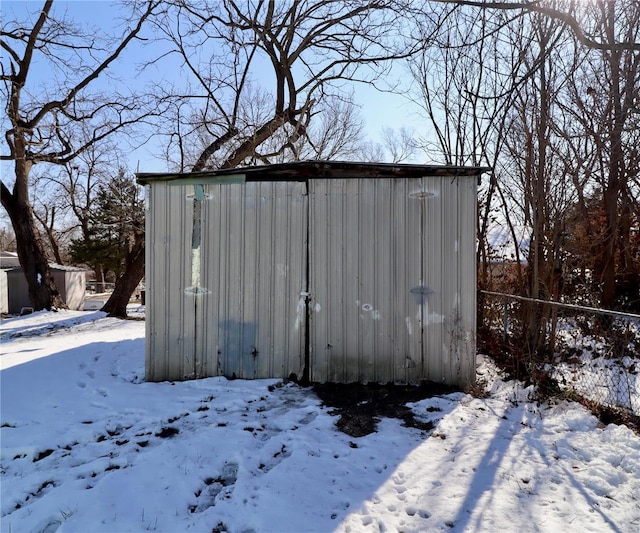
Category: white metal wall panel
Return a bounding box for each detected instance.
[198,181,307,380]
[404,178,431,383]
[309,178,424,384]
[420,176,477,387]
[146,181,307,382]
[0,270,7,314]
[437,177,459,384]
[420,177,477,387]
[145,182,195,381]
[457,178,478,387]
[309,176,476,385]
[420,177,443,384]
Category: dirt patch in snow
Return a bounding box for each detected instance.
[312,381,459,437]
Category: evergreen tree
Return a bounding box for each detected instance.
[70,170,145,315]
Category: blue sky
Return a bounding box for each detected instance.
[1,0,425,177]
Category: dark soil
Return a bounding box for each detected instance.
[155,426,180,438]
[575,397,640,434]
[313,381,459,438]
[32,449,54,462]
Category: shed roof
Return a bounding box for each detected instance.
[1,251,21,269]
[137,160,490,185]
[4,261,89,273]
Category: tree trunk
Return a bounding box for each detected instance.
[601,180,619,308]
[1,182,65,311]
[34,207,64,264]
[101,240,145,318]
[599,0,635,310]
[95,265,106,293]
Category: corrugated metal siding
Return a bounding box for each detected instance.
[145,174,476,386]
[145,182,195,381]
[309,178,423,384]
[145,181,307,382]
[0,270,7,314]
[308,176,476,385]
[198,181,307,380]
[457,177,478,387]
[424,176,476,387]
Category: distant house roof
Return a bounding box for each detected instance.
[1,251,21,269]
[0,252,89,272]
[486,225,530,263]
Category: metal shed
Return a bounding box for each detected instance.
[2,261,88,314]
[137,161,484,387]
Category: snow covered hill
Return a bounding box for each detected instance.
[1,310,639,532]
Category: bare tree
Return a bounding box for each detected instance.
[408,4,525,297]
[30,173,70,265]
[409,2,640,364]
[153,0,417,172]
[550,6,640,309]
[0,224,17,252]
[236,95,371,163]
[430,0,640,51]
[589,1,640,307]
[414,2,639,316]
[506,12,577,352]
[0,0,160,310]
[30,138,124,289]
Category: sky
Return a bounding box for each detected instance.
[1,0,425,179]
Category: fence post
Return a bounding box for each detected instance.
[503,296,508,340]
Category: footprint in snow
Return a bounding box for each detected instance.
[406,507,431,519]
[297,411,317,425]
[258,444,292,473]
[191,460,239,513]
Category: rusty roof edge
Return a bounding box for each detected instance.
[136,160,492,184]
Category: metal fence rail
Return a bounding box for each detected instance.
[480,290,640,418]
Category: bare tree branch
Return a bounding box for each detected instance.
[1,0,162,311]
[159,0,414,171]
[430,0,640,50]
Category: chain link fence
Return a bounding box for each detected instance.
[479,290,640,422]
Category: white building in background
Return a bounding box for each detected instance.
[0,251,88,314]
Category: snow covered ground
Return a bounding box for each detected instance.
[552,321,640,416]
[1,310,639,533]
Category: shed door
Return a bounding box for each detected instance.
[308,176,474,385]
[193,181,308,380]
[309,178,427,383]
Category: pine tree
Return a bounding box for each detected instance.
[70,169,145,316]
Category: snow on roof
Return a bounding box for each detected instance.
[1,251,21,269]
[48,263,90,273]
[486,224,530,263]
[0,253,89,272]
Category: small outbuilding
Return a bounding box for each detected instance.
[2,260,88,314]
[137,161,485,387]
[0,251,22,314]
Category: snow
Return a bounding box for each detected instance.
[2,311,640,533]
[551,321,640,416]
[486,224,530,263]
